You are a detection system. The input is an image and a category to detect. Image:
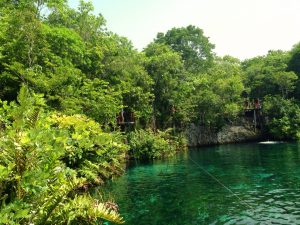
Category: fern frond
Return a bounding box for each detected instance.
[61,195,125,224]
[27,108,40,128]
[93,199,124,224]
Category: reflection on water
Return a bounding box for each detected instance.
[100,142,300,225]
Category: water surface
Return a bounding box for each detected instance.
[102,142,300,225]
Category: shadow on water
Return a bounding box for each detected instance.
[97,142,300,225]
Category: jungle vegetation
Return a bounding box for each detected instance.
[0,0,300,224]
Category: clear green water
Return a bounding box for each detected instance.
[101,142,300,225]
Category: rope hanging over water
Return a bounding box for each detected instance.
[188,156,254,210]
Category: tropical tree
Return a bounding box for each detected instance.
[155,25,215,73]
[243,50,297,99]
[263,96,300,140]
[191,56,244,127]
[288,42,300,99]
[144,43,193,129]
[100,35,154,124]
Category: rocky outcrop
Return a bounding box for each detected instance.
[217,125,260,144]
[186,122,261,147]
[186,124,218,146]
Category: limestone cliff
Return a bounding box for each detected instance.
[186,121,261,147]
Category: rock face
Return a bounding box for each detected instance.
[217,125,260,144]
[186,122,261,147]
[186,124,218,146]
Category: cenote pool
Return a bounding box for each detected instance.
[100,142,300,225]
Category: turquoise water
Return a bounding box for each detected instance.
[101,142,300,225]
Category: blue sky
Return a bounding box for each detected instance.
[68,0,300,60]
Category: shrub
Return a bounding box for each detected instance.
[50,113,128,185]
[0,87,124,224]
[127,129,187,160]
[263,96,300,140]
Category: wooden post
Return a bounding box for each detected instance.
[254,109,257,132]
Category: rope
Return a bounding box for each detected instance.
[188,155,254,210]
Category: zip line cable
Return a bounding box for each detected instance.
[188,156,254,210]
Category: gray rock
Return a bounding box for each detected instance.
[186,122,260,147]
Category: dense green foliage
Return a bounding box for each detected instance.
[155,25,215,73]
[50,113,127,185]
[243,49,300,139]
[243,51,297,99]
[263,96,300,140]
[191,56,244,127]
[0,87,124,224]
[288,42,300,100]
[127,129,187,160]
[0,0,300,223]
